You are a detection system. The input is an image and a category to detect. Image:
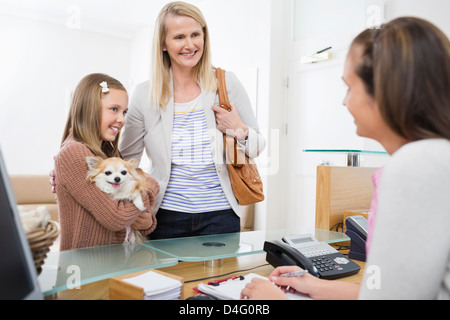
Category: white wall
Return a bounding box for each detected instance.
[257,1,290,230]
[277,0,450,232]
[386,0,450,35]
[0,13,131,175]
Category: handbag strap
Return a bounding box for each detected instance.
[216,68,238,166]
[216,68,231,111]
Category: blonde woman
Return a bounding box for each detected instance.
[120,2,266,239]
[55,73,159,250]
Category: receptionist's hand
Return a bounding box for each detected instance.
[240,278,288,300]
[270,266,322,299]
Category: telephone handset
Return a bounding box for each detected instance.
[264,240,320,277]
[264,234,361,280]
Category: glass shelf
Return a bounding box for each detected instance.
[303,149,387,167]
[303,149,387,155]
[143,228,349,262]
[38,244,178,296]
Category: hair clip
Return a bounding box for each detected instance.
[99,81,110,93]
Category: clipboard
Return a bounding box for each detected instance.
[197,273,312,300]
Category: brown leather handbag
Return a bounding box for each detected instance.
[216,68,264,205]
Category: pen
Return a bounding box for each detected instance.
[279,270,308,277]
[316,46,332,54]
[208,276,244,286]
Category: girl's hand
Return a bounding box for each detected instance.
[49,170,57,198]
[131,211,155,231]
[212,104,248,140]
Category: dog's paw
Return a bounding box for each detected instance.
[133,197,146,211]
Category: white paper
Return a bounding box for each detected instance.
[122,271,182,300]
[198,273,312,300]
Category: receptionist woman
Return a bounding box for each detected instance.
[241,17,450,300]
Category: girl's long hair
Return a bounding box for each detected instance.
[61,73,127,158]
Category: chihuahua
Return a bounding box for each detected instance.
[86,156,148,244]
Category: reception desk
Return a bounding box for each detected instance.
[39,228,352,299]
[38,243,178,296]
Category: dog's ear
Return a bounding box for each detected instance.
[127,158,139,169]
[85,156,102,170]
[86,157,102,182]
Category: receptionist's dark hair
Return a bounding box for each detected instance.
[351,17,450,141]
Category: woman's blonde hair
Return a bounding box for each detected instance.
[151,1,217,108]
[62,73,127,159]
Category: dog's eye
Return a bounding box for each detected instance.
[121,171,127,176]
[105,171,112,176]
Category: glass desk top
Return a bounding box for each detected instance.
[38,228,349,296]
[38,244,178,296]
[143,228,349,262]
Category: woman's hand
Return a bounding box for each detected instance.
[240,278,289,300]
[241,266,323,300]
[269,266,318,296]
[212,104,248,140]
[131,211,156,231]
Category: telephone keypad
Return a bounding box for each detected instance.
[277,235,361,280]
[312,257,337,272]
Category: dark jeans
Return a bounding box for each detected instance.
[148,208,240,240]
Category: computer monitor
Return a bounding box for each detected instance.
[0,147,43,300]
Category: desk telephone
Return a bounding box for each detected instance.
[264,234,360,280]
[345,215,368,261]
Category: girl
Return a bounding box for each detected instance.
[242,17,450,300]
[119,2,266,239]
[54,73,159,250]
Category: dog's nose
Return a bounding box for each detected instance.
[114,177,121,183]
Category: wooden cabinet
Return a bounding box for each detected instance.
[315,166,376,230]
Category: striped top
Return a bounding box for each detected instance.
[160,95,231,213]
